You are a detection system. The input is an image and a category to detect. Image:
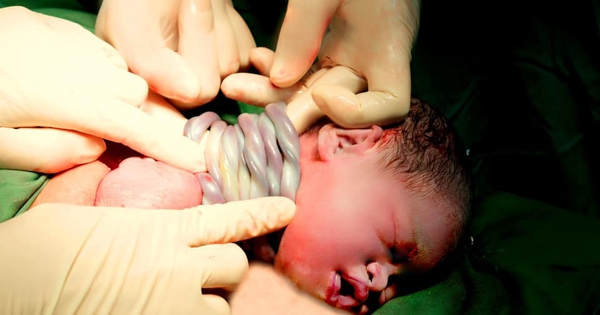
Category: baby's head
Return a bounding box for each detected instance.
[274,99,471,314]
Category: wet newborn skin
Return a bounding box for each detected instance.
[274,122,456,314]
[95,154,202,209]
[33,140,204,210]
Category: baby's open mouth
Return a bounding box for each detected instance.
[326,271,369,310]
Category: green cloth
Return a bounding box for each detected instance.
[0,170,47,221]
[1,1,599,314]
[378,193,600,315]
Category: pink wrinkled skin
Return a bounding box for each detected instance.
[95,156,202,209]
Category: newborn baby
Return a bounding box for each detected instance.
[275,99,470,314]
[35,98,469,315]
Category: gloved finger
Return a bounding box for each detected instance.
[127,44,204,106]
[250,47,325,84]
[161,294,230,315]
[220,48,292,104]
[116,269,231,315]
[270,0,340,87]
[140,91,189,136]
[190,243,248,288]
[0,127,105,174]
[311,66,412,128]
[249,47,276,76]
[176,0,221,108]
[40,93,206,173]
[225,0,256,70]
[286,66,367,133]
[221,73,300,106]
[140,247,237,314]
[96,4,202,104]
[312,86,410,128]
[181,197,296,246]
[199,295,230,315]
[210,0,240,77]
[221,48,321,107]
[85,66,149,108]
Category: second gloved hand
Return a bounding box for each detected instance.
[96,0,256,108]
[272,0,421,129]
[0,197,295,315]
[223,0,421,132]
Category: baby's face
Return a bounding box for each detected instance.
[275,123,444,314]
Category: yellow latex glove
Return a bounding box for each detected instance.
[222,47,366,133]
[223,0,420,132]
[230,263,351,315]
[0,6,206,174]
[0,197,295,315]
[96,0,256,109]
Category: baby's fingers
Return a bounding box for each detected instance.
[0,127,105,174]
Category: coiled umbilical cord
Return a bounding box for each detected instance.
[183,102,301,204]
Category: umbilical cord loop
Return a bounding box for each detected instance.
[183,102,301,204]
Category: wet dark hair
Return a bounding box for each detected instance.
[377,98,471,250]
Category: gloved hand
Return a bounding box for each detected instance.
[96,0,256,109]
[222,47,367,133]
[0,6,206,174]
[230,263,350,315]
[223,0,420,132]
[0,197,295,315]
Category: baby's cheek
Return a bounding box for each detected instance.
[95,158,202,209]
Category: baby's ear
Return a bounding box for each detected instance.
[318,124,384,160]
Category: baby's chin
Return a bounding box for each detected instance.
[95,156,203,209]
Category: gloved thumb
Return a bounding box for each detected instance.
[128,46,204,106]
[140,282,231,315]
[180,197,296,246]
[286,66,366,133]
[270,0,341,88]
[311,59,412,129]
[0,126,105,173]
[311,84,411,129]
[172,197,297,294]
